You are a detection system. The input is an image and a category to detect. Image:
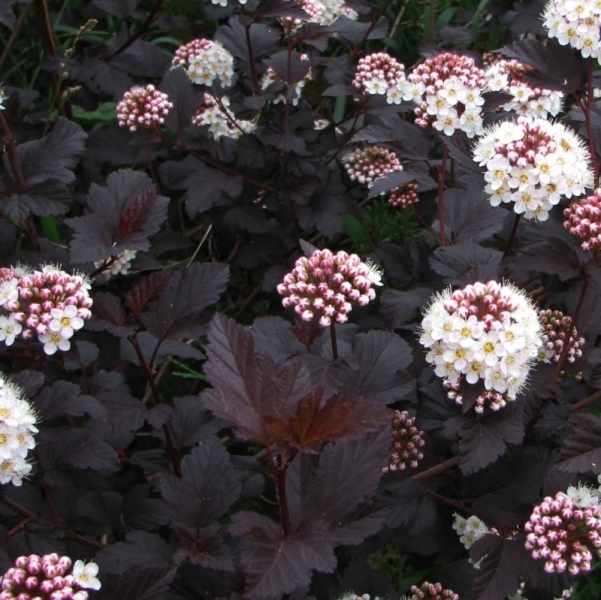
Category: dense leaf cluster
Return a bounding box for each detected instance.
[2,0,601,598]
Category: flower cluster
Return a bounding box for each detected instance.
[420,281,542,397]
[404,52,487,138]
[344,147,402,188]
[0,554,100,600]
[484,55,563,119]
[525,491,601,575]
[543,0,601,59]
[210,0,246,5]
[290,0,357,27]
[116,85,172,132]
[382,411,425,473]
[410,582,458,600]
[473,117,592,221]
[445,379,517,412]
[94,250,137,280]
[277,250,382,327]
[172,39,234,87]
[567,482,601,508]
[337,595,378,600]
[261,55,311,105]
[0,85,5,111]
[537,309,585,364]
[388,182,419,208]
[0,375,36,486]
[564,188,601,251]
[452,513,490,549]
[191,93,256,140]
[352,52,406,101]
[0,265,93,355]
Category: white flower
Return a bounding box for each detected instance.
[73,560,102,591]
[567,482,601,508]
[365,78,387,95]
[48,305,85,340]
[0,314,22,346]
[361,259,384,286]
[39,332,71,355]
[0,278,18,306]
[433,108,460,136]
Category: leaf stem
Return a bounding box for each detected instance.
[552,276,588,383]
[277,454,292,538]
[330,322,338,360]
[438,146,448,247]
[0,2,32,70]
[569,389,601,413]
[411,455,460,481]
[503,213,521,260]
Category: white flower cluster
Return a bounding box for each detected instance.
[0,85,5,111]
[508,582,572,600]
[94,249,137,279]
[73,560,102,591]
[261,55,311,105]
[543,0,601,59]
[337,595,380,600]
[172,39,234,88]
[473,117,592,221]
[420,281,543,397]
[297,0,357,26]
[191,94,256,140]
[567,481,601,508]
[210,0,247,5]
[452,513,490,549]
[485,59,563,119]
[0,375,37,486]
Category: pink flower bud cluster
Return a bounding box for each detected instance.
[276,250,382,327]
[444,380,517,413]
[344,147,402,188]
[484,55,563,119]
[473,117,592,222]
[543,0,601,59]
[537,309,584,364]
[420,281,542,398]
[410,582,458,600]
[388,182,419,208]
[404,52,486,138]
[525,491,601,575]
[382,410,425,473]
[0,554,100,600]
[352,52,406,101]
[0,265,92,356]
[116,85,172,133]
[191,93,255,140]
[564,189,601,252]
[172,39,234,87]
[261,54,311,106]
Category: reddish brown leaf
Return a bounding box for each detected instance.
[125,271,172,316]
[118,185,158,238]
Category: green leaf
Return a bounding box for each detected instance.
[343,214,373,254]
[71,102,117,126]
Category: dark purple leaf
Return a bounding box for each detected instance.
[122,485,171,531]
[34,381,105,420]
[518,238,581,281]
[119,332,204,366]
[250,316,306,363]
[124,271,172,317]
[160,440,242,529]
[445,405,525,475]
[93,0,138,17]
[160,67,200,132]
[94,566,177,600]
[166,396,221,449]
[175,527,234,572]
[96,531,174,574]
[265,51,311,84]
[380,287,432,328]
[230,515,336,600]
[430,241,502,284]
[87,292,136,337]
[381,478,437,534]
[2,180,73,219]
[368,170,435,199]
[555,413,601,474]
[8,371,45,399]
[139,262,229,340]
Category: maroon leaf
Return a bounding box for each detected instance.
[118,185,158,238]
[230,514,336,600]
[430,241,502,285]
[175,528,234,572]
[94,566,177,600]
[87,292,136,337]
[34,380,105,420]
[555,413,601,474]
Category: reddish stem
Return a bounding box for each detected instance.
[438,146,448,246]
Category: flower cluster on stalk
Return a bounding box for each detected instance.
[420,281,542,398]
[473,117,592,221]
[452,513,490,549]
[352,52,406,101]
[172,39,234,87]
[525,491,601,575]
[0,265,93,356]
[116,85,172,132]
[410,582,458,600]
[382,411,425,473]
[564,188,601,251]
[404,52,487,138]
[344,147,402,188]
[261,54,311,105]
[483,54,563,118]
[537,309,585,364]
[0,554,100,600]
[0,374,36,486]
[191,93,256,140]
[388,182,419,208]
[94,250,137,279]
[543,0,601,59]
[210,0,247,6]
[277,250,382,327]
[292,0,357,27]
